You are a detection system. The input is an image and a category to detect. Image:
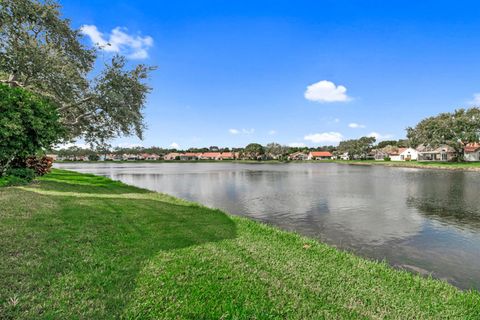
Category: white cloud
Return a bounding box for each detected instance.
[368,132,394,141]
[229,128,255,135]
[304,132,344,144]
[288,142,306,147]
[468,93,480,105]
[169,142,180,149]
[348,122,366,129]
[304,80,351,103]
[81,25,153,59]
[268,130,277,135]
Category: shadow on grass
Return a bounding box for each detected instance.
[0,170,237,318]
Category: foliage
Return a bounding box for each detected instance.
[0,84,63,175]
[6,167,36,181]
[0,0,155,144]
[384,156,391,161]
[265,142,289,160]
[242,143,265,160]
[88,154,100,161]
[407,107,480,161]
[337,136,376,160]
[377,140,398,149]
[0,175,30,187]
[25,156,54,176]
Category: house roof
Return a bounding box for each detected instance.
[417,144,455,153]
[219,152,234,158]
[288,151,307,157]
[201,152,222,158]
[465,143,480,152]
[165,152,181,157]
[310,151,333,157]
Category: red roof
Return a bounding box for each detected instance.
[310,151,333,157]
[220,152,234,158]
[201,152,222,158]
[465,143,480,152]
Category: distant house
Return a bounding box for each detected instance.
[219,152,236,160]
[389,148,418,161]
[288,151,308,161]
[339,152,349,160]
[417,145,456,161]
[110,154,123,161]
[397,148,418,161]
[464,143,480,162]
[180,152,199,161]
[164,152,181,160]
[46,154,58,161]
[200,152,221,159]
[308,151,333,160]
[374,149,388,161]
[122,154,139,161]
[199,152,221,160]
[140,153,161,160]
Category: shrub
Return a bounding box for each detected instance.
[383,156,391,161]
[25,156,54,176]
[0,84,64,175]
[0,175,27,187]
[5,168,36,182]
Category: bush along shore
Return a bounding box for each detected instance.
[1,170,479,319]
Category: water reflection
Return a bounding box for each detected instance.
[55,162,480,290]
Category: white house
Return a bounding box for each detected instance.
[339,152,349,160]
[390,148,418,161]
[417,145,456,162]
[464,143,480,161]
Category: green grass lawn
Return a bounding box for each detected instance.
[1,170,479,319]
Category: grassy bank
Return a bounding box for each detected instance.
[335,160,480,171]
[0,170,479,319]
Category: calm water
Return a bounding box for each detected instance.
[55,162,480,290]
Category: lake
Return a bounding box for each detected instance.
[55,162,480,290]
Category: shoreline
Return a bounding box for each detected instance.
[334,160,480,172]
[1,169,479,318]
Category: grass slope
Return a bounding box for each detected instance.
[0,170,479,319]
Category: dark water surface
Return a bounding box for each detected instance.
[55,162,480,290]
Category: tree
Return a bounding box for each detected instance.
[0,0,155,144]
[337,136,376,160]
[0,85,64,175]
[265,142,288,160]
[407,108,480,161]
[242,143,265,160]
[377,140,398,149]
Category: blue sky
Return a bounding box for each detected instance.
[61,0,480,149]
